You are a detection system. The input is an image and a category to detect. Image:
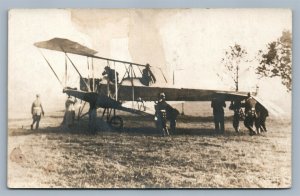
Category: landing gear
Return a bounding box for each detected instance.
[77,103,124,133]
[102,108,124,131]
[109,116,123,130]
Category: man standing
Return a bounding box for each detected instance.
[229,100,242,132]
[155,93,170,136]
[62,96,77,127]
[167,106,179,134]
[31,94,45,130]
[88,101,97,134]
[255,102,269,133]
[244,92,257,135]
[211,96,226,133]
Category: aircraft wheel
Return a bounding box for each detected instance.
[109,116,123,130]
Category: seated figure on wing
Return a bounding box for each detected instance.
[140,63,156,86]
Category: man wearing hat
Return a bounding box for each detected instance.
[30,94,45,130]
[140,63,156,86]
[229,99,242,132]
[154,92,179,136]
[155,92,169,136]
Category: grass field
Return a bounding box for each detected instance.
[7,110,291,188]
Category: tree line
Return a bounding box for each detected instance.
[220,30,292,92]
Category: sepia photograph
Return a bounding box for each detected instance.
[7,9,292,188]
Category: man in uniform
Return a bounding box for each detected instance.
[255,102,269,133]
[155,93,169,136]
[229,99,242,132]
[155,92,179,136]
[167,105,179,134]
[88,101,97,134]
[30,94,45,130]
[244,92,257,135]
[211,95,226,133]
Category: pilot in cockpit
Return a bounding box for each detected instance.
[102,66,119,84]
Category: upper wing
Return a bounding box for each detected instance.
[34,38,147,67]
[34,38,98,57]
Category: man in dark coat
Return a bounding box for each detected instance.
[255,103,269,133]
[155,93,169,136]
[244,92,257,135]
[166,104,179,134]
[211,96,226,133]
[229,99,242,132]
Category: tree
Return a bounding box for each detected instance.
[256,30,292,91]
[219,44,248,91]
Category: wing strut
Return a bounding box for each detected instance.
[158,67,168,83]
[92,58,95,92]
[114,61,118,101]
[65,53,67,86]
[38,49,63,87]
[87,56,90,90]
[130,64,135,107]
[65,53,91,92]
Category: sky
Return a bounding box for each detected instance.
[8,9,292,119]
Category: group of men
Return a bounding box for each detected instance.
[30,91,268,136]
[30,94,78,130]
[154,91,269,136]
[211,93,269,135]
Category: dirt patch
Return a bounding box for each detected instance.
[10,147,26,164]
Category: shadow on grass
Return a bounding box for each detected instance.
[9,115,249,137]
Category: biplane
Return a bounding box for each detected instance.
[34,37,267,132]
